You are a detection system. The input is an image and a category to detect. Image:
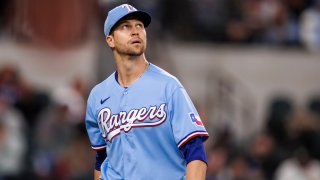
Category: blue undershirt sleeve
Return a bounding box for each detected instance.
[95,150,107,171]
[180,136,208,165]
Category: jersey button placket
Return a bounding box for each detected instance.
[119,90,127,110]
[123,90,128,107]
[120,89,130,179]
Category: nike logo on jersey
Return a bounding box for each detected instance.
[100,97,110,104]
[98,103,167,142]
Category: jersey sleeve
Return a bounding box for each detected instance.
[180,136,208,165]
[168,87,209,149]
[86,92,107,151]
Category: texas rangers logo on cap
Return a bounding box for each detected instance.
[121,4,136,12]
[189,113,204,126]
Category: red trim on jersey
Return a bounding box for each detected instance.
[92,146,106,151]
[178,132,209,149]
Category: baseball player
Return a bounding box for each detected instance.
[86,4,209,180]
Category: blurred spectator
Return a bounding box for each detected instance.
[262,0,292,45]
[206,146,228,180]
[265,95,294,149]
[0,63,50,177]
[206,127,265,179]
[0,63,49,127]
[284,0,313,46]
[51,81,86,126]
[32,79,89,179]
[33,100,81,179]
[0,94,27,179]
[0,64,21,105]
[286,110,320,160]
[286,0,313,18]
[300,0,320,52]
[307,95,320,118]
[161,0,195,40]
[0,63,91,178]
[224,152,261,180]
[275,146,320,180]
[226,0,264,43]
[0,0,9,33]
[247,133,285,179]
[14,81,49,128]
[64,132,95,180]
[191,0,231,42]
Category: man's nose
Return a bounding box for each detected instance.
[131,26,139,35]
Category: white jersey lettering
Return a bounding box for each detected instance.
[98,103,167,142]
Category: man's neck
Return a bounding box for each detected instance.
[115,54,149,87]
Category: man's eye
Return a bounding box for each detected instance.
[136,24,143,29]
[122,25,129,30]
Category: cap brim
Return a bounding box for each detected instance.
[110,11,151,34]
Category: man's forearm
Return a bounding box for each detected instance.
[186,160,207,180]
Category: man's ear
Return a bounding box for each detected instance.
[106,36,114,48]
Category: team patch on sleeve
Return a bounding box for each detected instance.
[189,113,203,126]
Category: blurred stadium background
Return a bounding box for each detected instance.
[0,0,320,179]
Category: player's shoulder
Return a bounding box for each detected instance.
[87,72,116,99]
[148,63,182,88]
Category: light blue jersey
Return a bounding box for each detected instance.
[86,63,209,180]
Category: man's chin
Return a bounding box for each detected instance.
[117,47,145,57]
[127,49,144,56]
[128,52,143,56]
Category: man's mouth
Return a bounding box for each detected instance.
[130,38,142,44]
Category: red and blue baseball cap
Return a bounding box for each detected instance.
[104,4,151,36]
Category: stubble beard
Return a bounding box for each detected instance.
[117,43,146,57]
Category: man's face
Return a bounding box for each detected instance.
[107,18,147,56]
